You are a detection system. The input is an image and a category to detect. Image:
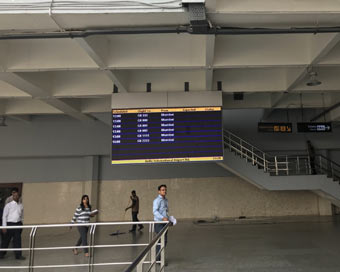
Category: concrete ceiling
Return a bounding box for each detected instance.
[1,0,340,123]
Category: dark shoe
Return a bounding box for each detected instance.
[129,229,136,233]
[0,255,4,259]
[15,256,26,260]
[138,225,144,231]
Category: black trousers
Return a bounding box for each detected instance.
[75,226,89,253]
[154,223,167,261]
[131,212,143,231]
[0,222,23,258]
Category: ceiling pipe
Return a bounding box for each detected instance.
[214,26,340,35]
[0,27,188,40]
[2,26,340,40]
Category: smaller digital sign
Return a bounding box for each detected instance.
[297,122,332,133]
[258,123,292,133]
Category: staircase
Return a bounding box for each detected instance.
[218,130,340,205]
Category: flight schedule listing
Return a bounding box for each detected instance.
[111,107,223,164]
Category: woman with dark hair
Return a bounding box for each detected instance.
[71,195,98,257]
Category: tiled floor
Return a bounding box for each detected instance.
[1,216,340,271]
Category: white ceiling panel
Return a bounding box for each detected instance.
[127,69,206,92]
[214,68,287,92]
[214,35,309,67]
[0,80,31,98]
[0,14,59,31]
[106,34,205,68]
[5,99,62,115]
[5,39,98,71]
[50,70,113,97]
[0,1,339,121]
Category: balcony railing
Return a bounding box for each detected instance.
[224,129,340,180]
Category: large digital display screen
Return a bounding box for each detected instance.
[112,107,223,164]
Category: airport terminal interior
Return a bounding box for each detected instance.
[1,0,340,271]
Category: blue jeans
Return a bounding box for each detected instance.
[76,226,89,253]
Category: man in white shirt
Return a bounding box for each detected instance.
[0,188,25,260]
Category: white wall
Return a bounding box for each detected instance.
[1,110,339,182]
[22,176,332,224]
[0,112,334,225]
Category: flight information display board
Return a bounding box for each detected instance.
[112,107,223,164]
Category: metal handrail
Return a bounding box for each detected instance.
[226,130,266,155]
[224,135,270,167]
[317,154,340,168]
[124,222,170,272]
[224,129,340,179]
[315,154,340,180]
[0,221,167,271]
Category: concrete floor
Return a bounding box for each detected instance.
[1,217,340,271]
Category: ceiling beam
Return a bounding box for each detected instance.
[0,100,5,115]
[330,107,340,122]
[74,37,128,92]
[287,33,340,92]
[205,35,215,91]
[205,70,214,91]
[224,92,337,110]
[0,72,48,98]
[0,72,94,121]
[264,33,340,119]
[8,115,32,124]
[310,101,340,121]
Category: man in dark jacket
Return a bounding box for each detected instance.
[125,190,144,232]
[307,140,317,175]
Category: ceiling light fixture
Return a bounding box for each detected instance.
[306,67,322,86]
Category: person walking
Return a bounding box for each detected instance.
[153,184,169,262]
[307,140,317,175]
[71,195,98,257]
[125,190,144,232]
[0,188,25,260]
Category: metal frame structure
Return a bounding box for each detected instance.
[224,129,340,180]
[124,222,170,272]
[0,221,168,271]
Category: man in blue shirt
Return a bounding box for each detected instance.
[153,184,169,262]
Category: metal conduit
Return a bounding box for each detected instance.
[2,26,340,40]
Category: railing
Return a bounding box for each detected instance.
[315,154,340,181]
[124,222,170,272]
[0,221,167,271]
[223,129,340,180]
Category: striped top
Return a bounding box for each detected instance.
[71,206,92,224]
